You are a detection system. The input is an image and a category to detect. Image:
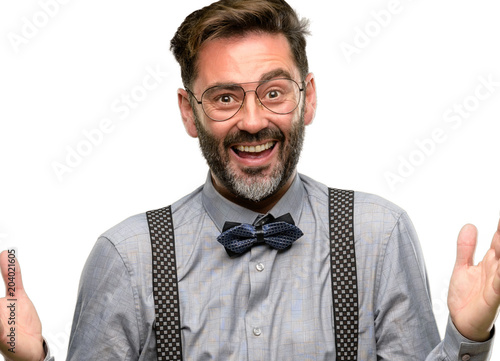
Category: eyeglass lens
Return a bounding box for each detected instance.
[201,78,301,121]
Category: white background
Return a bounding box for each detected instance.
[1,0,499,359]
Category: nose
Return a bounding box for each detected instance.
[235,91,269,134]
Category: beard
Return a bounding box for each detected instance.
[194,109,305,203]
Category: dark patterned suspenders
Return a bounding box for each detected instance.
[146,206,183,361]
[146,188,359,360]
[329,188,359,360]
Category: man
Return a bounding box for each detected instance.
[1,0,499,359]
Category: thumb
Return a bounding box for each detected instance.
[455,223,478,268]
[0,250,26,298]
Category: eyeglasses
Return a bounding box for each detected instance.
[186,78,304,122]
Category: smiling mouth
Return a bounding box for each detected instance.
[231,141,277,159]
[233,141,275,153]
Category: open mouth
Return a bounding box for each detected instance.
[231,141,277,159]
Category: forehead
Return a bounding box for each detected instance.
[194,32,299,91]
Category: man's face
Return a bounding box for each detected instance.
[179,32,316,203]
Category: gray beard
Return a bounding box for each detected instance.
[225,159,285,202]
[194,110,305,202]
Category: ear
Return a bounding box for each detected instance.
[303,73,317,126]
[178,88,198,138]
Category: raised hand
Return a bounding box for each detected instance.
[0,250,45,361]
[448,219,500,341]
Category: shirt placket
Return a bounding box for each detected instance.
[245,245,274,361]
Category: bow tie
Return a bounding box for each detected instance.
[217,213,303,258]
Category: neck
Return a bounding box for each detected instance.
[211,171,296,214]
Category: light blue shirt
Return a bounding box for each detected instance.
[48,173,493,360]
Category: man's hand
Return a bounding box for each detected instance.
[0,251,45,361]
[448,219,500,341]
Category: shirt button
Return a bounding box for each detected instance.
[253,327,262,336]
[255,262,265,272]
[461,355,471,361]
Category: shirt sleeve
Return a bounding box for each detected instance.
[374,211,494,360]
[41,338,54,361]
[426,317,494,360]
[65,237,141,360]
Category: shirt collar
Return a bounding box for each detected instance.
[202,172,305,231]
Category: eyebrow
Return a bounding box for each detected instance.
[207,68,294,89]
[259,69,294,81]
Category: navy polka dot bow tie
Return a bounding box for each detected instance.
[217,213,304,258]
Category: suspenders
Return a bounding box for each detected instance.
[147,206,183,360]
[146,188,358,360]
[329,188,358,360]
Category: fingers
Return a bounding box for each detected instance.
[490,219,500,296]
[490,219,500,259]
[455,223,478,268]
[0,250,25,298]
[492,262,500,296]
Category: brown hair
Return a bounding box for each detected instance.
[170,0,310,88]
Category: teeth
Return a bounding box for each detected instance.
[235,141,274,153]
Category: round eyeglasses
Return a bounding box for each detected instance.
[186,78,304,122]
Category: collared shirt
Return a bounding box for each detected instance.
[55,173,493,360]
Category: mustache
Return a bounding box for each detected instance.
[223,128,285,148]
